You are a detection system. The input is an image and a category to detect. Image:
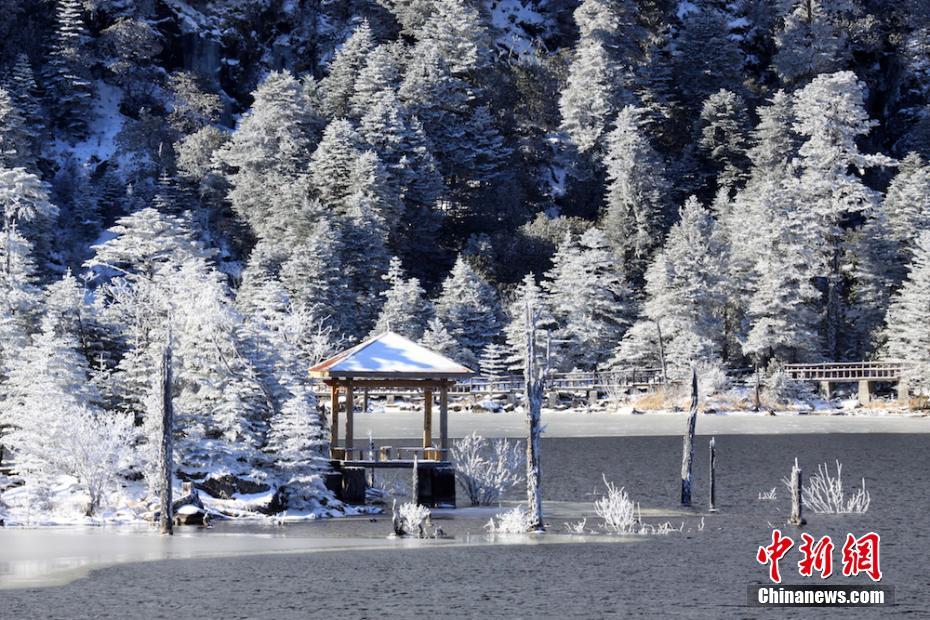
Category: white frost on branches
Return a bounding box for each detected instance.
[782,460,870,514]
[451,432,523,506]
[594,474,639,534]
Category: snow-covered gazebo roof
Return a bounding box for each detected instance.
[310,333,474,461]
[308,331,474,380]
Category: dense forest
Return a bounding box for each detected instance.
[2,0,930,516]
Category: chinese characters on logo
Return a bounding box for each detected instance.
[756,530,882,583]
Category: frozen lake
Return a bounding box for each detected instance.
[2,431,927,617]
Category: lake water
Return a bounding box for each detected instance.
[1,433,927,618]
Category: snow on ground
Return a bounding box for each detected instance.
[50,80,124,166]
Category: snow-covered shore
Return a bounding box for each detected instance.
[357,407,930,439]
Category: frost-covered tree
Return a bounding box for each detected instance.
[559,0,643,153]
[544,229,632,369]
[673,5,744,110]
[416,0,490,77]
[478,342,510,379]
[739,177,823,364]
[320,20,376,118]
[619,197,727,374]
[435,256,501,369]
[774,0,850,86]
[349,44,401,118]
[0,89,33,169]
[601,106,669,282]
[882,153,930,267]
[265,389,329,510]
[370,257,432,340]
[882,231,930,390]
[792,71,893,358]
[699,89,751,193]
[220,71,323,241]
[503,273,556,371]
[308,119,366,211]
[44,0,94,137]
[6,54,44,146]
[420,317,461,361]
[339,188,392,334]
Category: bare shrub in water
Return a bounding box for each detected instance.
[594,475,639,534]
[485,505,534,533]
[781,460,870,514]
[452,432,523,506]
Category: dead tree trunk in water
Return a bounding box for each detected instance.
[524,295,545,532]
[411,454,420,505]
[680,366,698,506]
[708,437,717,512]
[788,458,806,526]
[159,337,175,535]
[655,320,668,384]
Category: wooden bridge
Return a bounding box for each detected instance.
[783,361,912,402]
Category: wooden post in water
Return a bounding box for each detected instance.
[680,366,698,506]
[788,458,806,526]
[753,366,761,412]
[159,337,175,535]
[524,295,545,532]
[708,437,717,512]
[411,454,420,505]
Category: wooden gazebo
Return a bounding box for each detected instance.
[308,332,474,463]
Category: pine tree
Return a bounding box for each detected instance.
[265,389,329,510]
[502,273,557,371]
[370,257,432,340]
[792,71,894,358]
[739,177,823,364]
[543,228,632,369]
[699,89,751,194]
[478,342,510,379]
[6,53,44,145]
[672,5,744,111]
[420,317,461,361]
[601,106,669,282]
[280,219,354,337]
[415,0,490,77]
[339,188,392,335]
[622,197,727,374]
[320,20,376,118]
[559,0,643,153]
[44,0,94,137]
[0,88,33,169]
[883,153,930,267]
[349,44,402,118]
[308,119,366,211]
[435,256,501,369]
[882,231,930,390]
[746,90,797,178]
[774,0,849,86]
[220,71,323,241]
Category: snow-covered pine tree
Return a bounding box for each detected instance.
[699,89,751,194]
[543,228,632,369]
[264,388,330,511]
[882,231,930,390]
[672,3,744,111]
[559,0,643,153]
[339,187,392,335]
[6,53,44,148]
[773,0,850,86]
[44,0,94,138]
[320,20,376,118]
[308,118,367,212]
[435,256,501,370]
[882,152,930,268]
[503,273,556,371]
[792,71,894,359]
[349,43,402,118]
[415,0,490,77]
[370,257,432,340]
[0,88,33,169]
[739,176,823,364]
[478,342,510,379]
[620,197,727,375]
[601,106,669,283]
[420,317,461,361]
[220,71,323,241]
[279,218,354,337]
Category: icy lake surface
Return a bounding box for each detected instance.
[2,430,929,618]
